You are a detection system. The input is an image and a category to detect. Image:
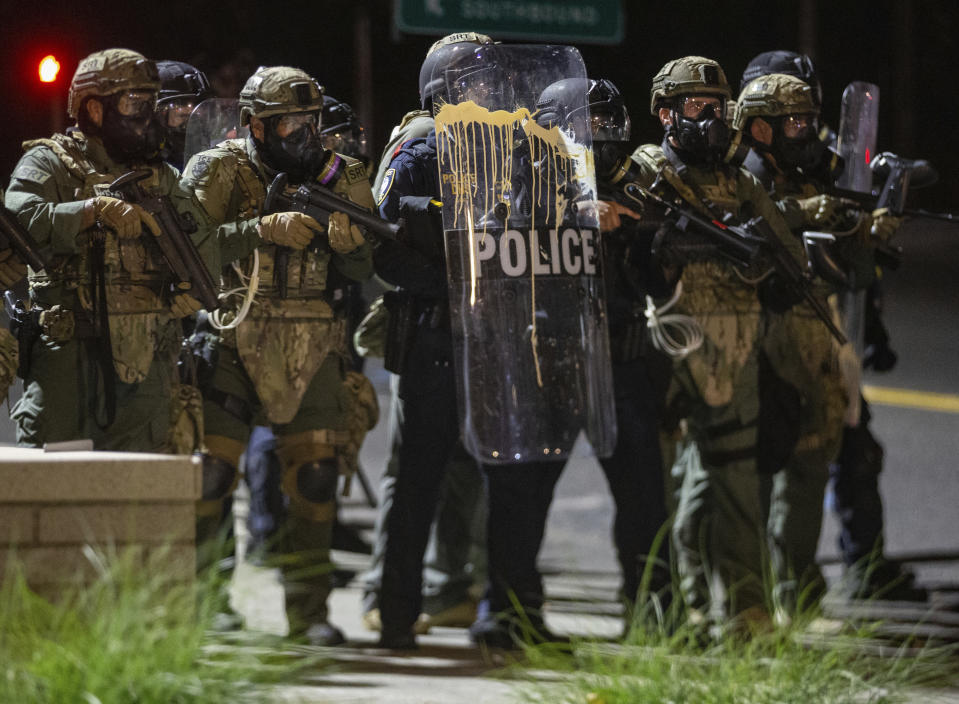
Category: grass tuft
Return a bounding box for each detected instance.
[0,544,313,703]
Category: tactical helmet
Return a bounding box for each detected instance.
[650,56,731,115]
[535,78,630,143]
[740,50,822,108]
[418,32,494,110]
[733,74,819,130]
[67,48,160,119]
[238,66,324,126]
[156,60,213,106]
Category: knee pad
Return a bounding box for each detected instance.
[294,459,339,504]
[282,458,339,522]
[202,454,239,502]
[197,454,239,519]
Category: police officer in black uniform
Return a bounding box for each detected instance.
[155,60,214,170]
[374,113,567,649]
[536,77,675,612]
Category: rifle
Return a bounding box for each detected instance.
[599,152,847,345]
[830,151,957,223]
[108,170,220,311]
[0,204,47,273]
[597,152,761,269]
[263,172,402,298]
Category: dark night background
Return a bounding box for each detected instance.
[2,0,957,209]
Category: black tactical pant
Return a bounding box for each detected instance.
[379,324,562,638]
[598,355,672,602]
[378,326,467,637]
[830,399,886,566]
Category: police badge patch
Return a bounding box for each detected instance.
[376,168,395,206]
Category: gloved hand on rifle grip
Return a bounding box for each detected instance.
[0,250,28,287]
[868,207,903,244]
[796,194,861,234]
[327,211,366,254]
[86,195,161,239]
[169,292,203,319]
[257,211,318,250]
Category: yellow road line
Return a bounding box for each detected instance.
[862,384,959,414]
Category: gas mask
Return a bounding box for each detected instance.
[774,127,826,172]
[256,111,326,182]
[670,99,731,164]
[100,91,163,163]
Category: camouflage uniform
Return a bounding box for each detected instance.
[4,49,207,453]
[632,57,807,625]
[0,328,17,399]
[735,74,851,613]
[179,66,376,642]
[0,189,24,399]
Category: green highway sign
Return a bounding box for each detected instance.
[395,0,624,45]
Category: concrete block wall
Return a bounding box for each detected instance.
[0,448,201,589]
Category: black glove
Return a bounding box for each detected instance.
[398,195,443,243]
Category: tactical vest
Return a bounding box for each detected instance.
[217,138,368,302]
[635,144,761,315]
[202,140,374,424]
[22,132,177,383]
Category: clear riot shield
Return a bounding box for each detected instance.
[184,99,249,165]
[835,82,879,426]
[433,44,616,465]
[836,82,879,194]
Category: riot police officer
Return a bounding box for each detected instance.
[244,95,374,566]
[361,33,494,642]
[4,48,205,453]
[179,66,378,646]
[740,54,923,602]
[630,56,807,630]
[734,73,853,614]
[155,60,215,170]
[537,76,674,614]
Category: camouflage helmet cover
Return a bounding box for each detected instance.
[238,66,324,126]
[650,56,731,115]
[733,73,819,130]
[67,48,160,118]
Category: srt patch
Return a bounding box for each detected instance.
[11,164,50,185]
[346,162,367,184]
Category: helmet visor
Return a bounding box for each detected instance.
[589,109,630,142]
[159,98,199,129]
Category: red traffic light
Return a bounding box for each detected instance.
[39,55,60,83]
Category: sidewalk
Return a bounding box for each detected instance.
[230,515,622,703]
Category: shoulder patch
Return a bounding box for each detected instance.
[376,168,395,206]
[190,154,216,181]
[11,163,51,185]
